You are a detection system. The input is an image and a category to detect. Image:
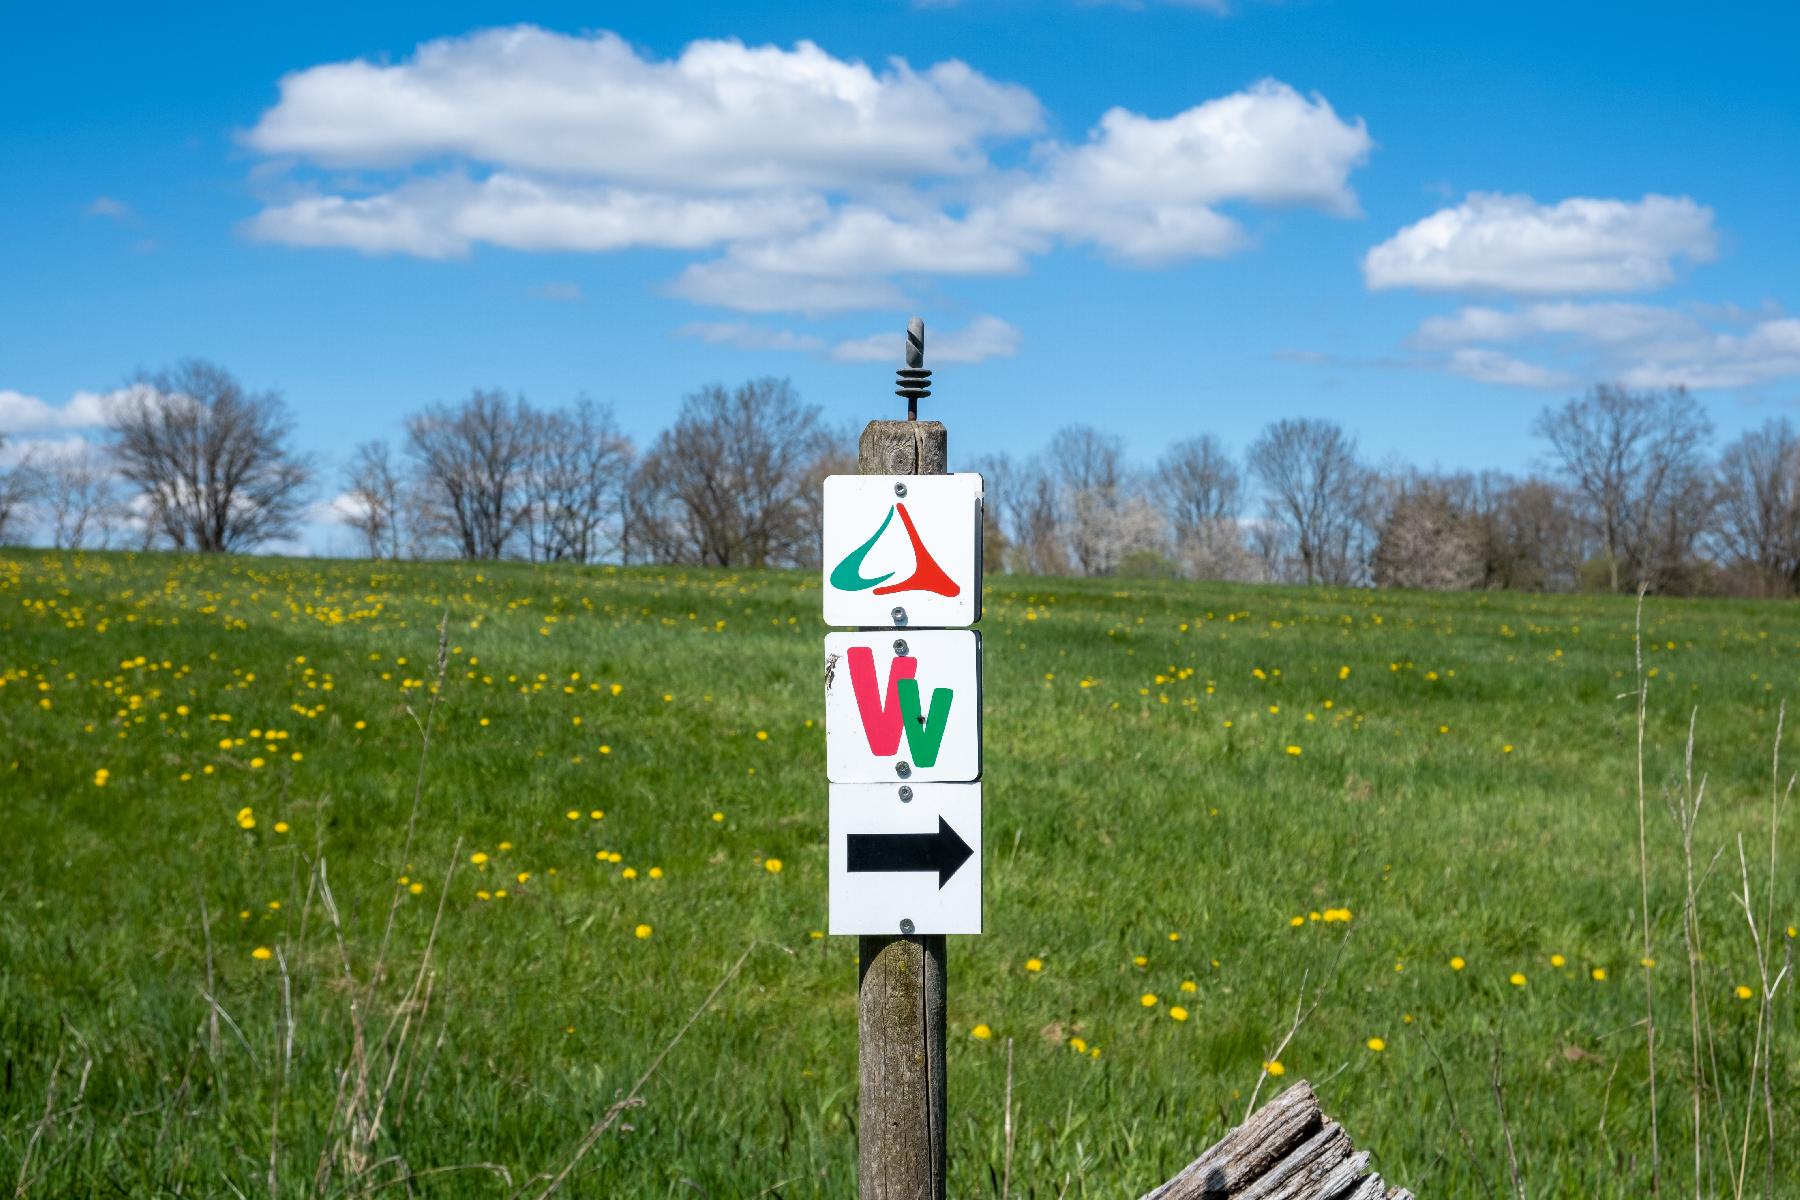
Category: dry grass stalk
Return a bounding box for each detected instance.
[1630,587,1662,1194]
[526,939,759,1199]
[1245,930,1352,1121]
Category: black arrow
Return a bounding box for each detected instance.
[846,817,974,890]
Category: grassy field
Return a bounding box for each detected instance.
[2,549,1794,1198]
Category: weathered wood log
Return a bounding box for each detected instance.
[1141,1081,1409,1200]
[856,410,949,1199]
[859,420,948,476]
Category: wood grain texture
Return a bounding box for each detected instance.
[1140,1081,1410,1200]
[856,415,949,1199]
[858,420,948,476]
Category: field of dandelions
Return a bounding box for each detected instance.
[2,548,1793,1197]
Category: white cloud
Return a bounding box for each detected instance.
[674,323,826,352]
[1412,301,1800,391]
[242,28,1374,313]
[245,27,1042,190]
[830,315,1020,364]
[1364,193,1716,295]
[0,389,120,434]
[666,261,908,316]
[1444,348,1573,389]
[86,196,131,220]
[248,174,829,259]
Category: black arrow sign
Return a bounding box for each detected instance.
[846,816,974,890]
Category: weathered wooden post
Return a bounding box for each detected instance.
[821,317,984,1198]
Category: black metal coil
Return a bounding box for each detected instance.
[895,366,933,400]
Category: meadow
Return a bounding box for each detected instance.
[1,548,1793,1198]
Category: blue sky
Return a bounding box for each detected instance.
[5,1,1799,549]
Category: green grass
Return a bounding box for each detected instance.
[2,549,1794,1197]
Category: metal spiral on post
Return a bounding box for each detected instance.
[896,316,931,420]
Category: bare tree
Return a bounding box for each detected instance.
[0,436,39,545]
[339,440,405,559]
[405,389,536,559]
[1158,434,1250,580]
[1533,384,1713,592]
[794,422,859,570]
[38,446,124,549]
[1371,477,1484,591]
[1713,418,1800,596]
[524,399,635,564]
[108,360,314,552]
[1048,425,1127,575]
[1247,417,1369,585]
[633,378,829,567]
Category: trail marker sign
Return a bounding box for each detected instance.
[829,782,982,935]
[824,629,981,784]
[822,473,982,629]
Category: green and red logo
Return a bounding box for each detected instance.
[829,502,962,598]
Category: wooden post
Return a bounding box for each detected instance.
[856,321,949,1199]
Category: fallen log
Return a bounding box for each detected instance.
[1142,1081,1412,1200]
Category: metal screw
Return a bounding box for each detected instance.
[892,638,909,656]
[894,482,908,498]
[895,761,912,779]
[891,607,908,626]
[898,785,914,803]
[899,918,915,935]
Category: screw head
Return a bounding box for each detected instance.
[892,638,909,656]
[899,918,915,935]
[891,607,908,626]
[894,482,908,498]
[895,761,912,779]
[898,785,914,802]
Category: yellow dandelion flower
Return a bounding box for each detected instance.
[409,882,424,895]
[622,867,638,880]
[470,851,489,865]
[1069,1037,1088,1053]
[1735,984,1754,1000]
[249,757,265,769]
[1025,958,1043,972]
[566,810,580,820]
[634,923,652,939]
[1592,967,1608,981]
[1133,954,1149,966]
[1450,956,1466,971]
[1510,972,1527,987]
[1366,1037,1386,1052]
[755,730,769,741]
[648,867,663,879]
[251,946,273,961]
[274,821,290,834]
[1180,979,1197,993]
[1550,954,1566,968]
[1140,993,1158,1008]
[1169,1006,1189,1021]
[1640,957,1656,969]
[764,858,783,874]
[590,810,603,819]
[1285,745,1302,757]
[516,871,531,884]
[1289,915,1305,927]
[711,811,724,822]
[971,1024,992,1040]
[1168,931,1181,942]
[93,768,110,787]
[1265,1060,1285,1077]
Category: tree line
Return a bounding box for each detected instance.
[2,359,1798,598]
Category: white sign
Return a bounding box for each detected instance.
[822,473,982,628]
[824,630,981,783]
[829,782,982,935]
